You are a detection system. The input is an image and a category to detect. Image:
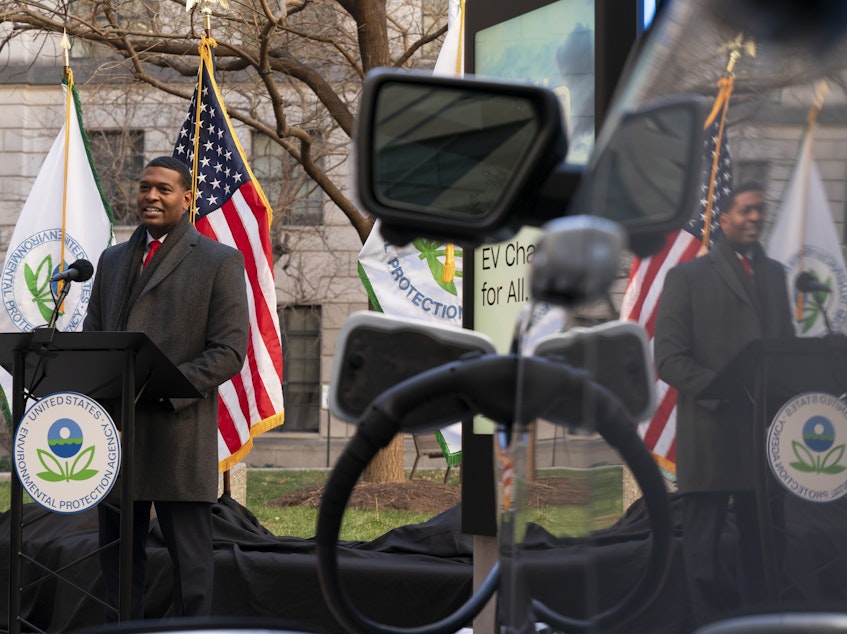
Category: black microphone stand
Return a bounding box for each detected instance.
[47,279,73,330]
[796,272,839,338]
[807,289,837,337]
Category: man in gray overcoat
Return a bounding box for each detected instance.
[654,182,794,627]
[84,156,249,620]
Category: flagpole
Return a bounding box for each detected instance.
[792,81,829,318]
[441,0,464,284]
[58,33,73,302]
[700,79,732,251]
[700,34,755,251]
[187,0,227,223]
[189,45,205,225]
[188,0,233,494]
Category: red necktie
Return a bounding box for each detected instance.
[741,255,753,278]
[143,240,162,269]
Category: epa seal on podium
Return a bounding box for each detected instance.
[14,392,120,514]
[768,392,847,502]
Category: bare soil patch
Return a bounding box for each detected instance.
[270,478,589,515]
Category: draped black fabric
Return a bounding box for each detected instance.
[3,493,847,633]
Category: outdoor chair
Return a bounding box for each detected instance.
[410,433,453,483]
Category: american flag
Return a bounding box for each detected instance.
[173,37,285,470]
[620,90,733,474]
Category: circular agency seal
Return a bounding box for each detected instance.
[14,391,120,514]
[767,392,847,503]
[784,245,847,337]
[2,230,91,332]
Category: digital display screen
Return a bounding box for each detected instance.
[475,0,595,164]
[641,0,656,32]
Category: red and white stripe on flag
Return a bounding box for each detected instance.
[174,37,285,471]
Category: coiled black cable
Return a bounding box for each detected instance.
[316,354,672,634]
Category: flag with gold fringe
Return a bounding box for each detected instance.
[173,36,284,471]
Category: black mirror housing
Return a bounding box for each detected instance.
[355,69,570,247]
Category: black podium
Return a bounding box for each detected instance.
[0,330,200,633]
[701,336,847,605]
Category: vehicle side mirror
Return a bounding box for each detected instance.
[355,69,568,247]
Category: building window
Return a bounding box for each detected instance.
[737,160,768,188]
[252,132,324,226]
[87,129,145,224]
[280,305,321,432]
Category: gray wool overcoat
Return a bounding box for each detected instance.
[654,238,794,493]
[84,214,249,502]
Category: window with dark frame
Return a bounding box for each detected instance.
[279,305,322,432]
[87,129,145,225]
[252,131,325,226]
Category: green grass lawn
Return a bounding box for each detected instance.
[0,468,462,542]
[0,466,624,542]
[247,468,466,540]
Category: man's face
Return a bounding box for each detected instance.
[720,189,766,249]
[136,166,191,238]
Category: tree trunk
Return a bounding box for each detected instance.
[526,422,537,483]
[362,432,405,483]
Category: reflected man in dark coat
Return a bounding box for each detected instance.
[654,182,794,626]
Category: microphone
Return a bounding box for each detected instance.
[795,271,831,294]
[50,259,94,284]
[796,271,836,336]
[45,259,94,329]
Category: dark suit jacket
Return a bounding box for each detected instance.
[84,214,249,502]
[654,238,794,493]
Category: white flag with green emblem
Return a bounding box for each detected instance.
[358,222,463,325]
[356,0,466,325]
[767,124,847,336]
[0,79,114,428]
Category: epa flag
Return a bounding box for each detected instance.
[0,81,114,333]
[0,76,114,433]
[767,123,847,337]
[620,81,734,475]
[173,37,284,470]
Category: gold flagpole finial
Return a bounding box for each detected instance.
[187,0,229,35]
[719,33,756,75]
[805,80,830,127]
[814,80,829,113]
[60,30,71,71]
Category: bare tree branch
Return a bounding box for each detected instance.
[1,0,440,243]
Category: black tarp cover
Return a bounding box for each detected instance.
[2,493,847,633]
